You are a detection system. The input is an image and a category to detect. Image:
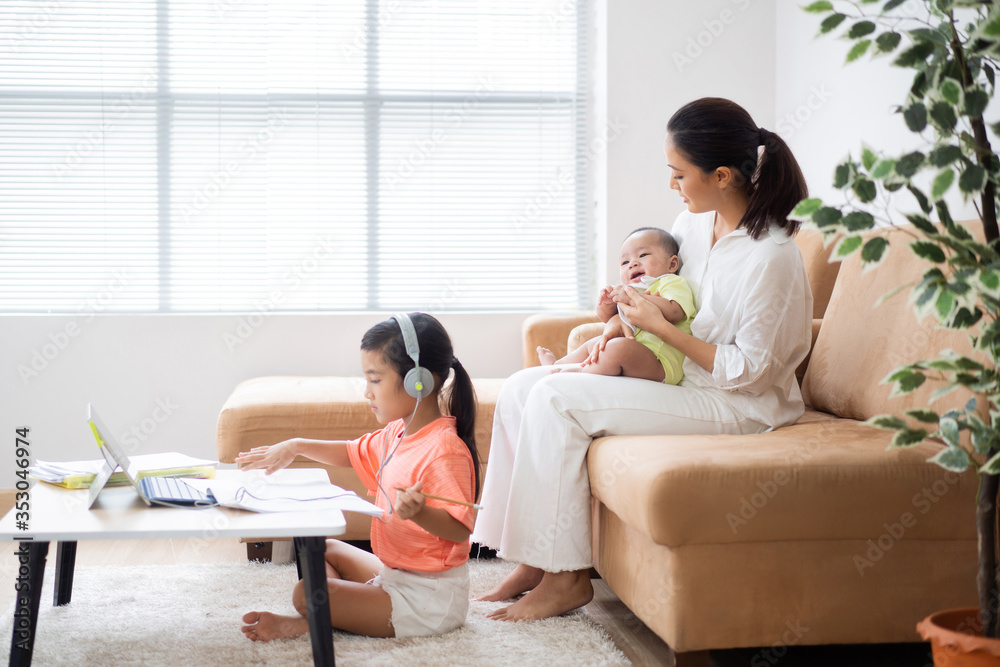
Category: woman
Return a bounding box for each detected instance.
[471,97,814,621]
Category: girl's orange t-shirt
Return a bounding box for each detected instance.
[347,416,475,572]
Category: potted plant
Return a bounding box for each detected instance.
[795,0,1000,661]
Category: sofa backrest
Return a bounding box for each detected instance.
[795,228,841,319]
[801,224,979,420]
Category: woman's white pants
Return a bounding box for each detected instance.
[471,365,767,572]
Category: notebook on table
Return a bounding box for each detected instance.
[85,403,217,509]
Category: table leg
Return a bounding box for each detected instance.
[9,540,49,667]
[53,541,77,606]
[294,536,334,667]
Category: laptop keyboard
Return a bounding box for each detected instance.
[139,476,208,503]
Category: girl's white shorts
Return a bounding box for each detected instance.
[371,562,470,637]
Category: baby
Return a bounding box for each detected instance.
[537,227,696,384]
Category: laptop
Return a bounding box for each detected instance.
[86,403,217,509]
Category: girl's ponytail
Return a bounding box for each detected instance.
[745,128,807,238]
[445,357,480,500]
[667,97,808,240]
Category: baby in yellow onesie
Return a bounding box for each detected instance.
[537,227,696,384]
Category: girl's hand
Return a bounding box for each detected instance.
[615,285,670,333]
[235,439,299,475]
[583,315,632,366]
[394,480,426,521]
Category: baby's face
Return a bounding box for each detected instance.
[619,230,677,284]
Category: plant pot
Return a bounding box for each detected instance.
[917,608,1000,666]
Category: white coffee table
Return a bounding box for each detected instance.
[0,470,346,666]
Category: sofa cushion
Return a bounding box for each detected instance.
[216,376,504,464]
[801,225,978,420]
[587,409,977,547]
[795,228,841,319]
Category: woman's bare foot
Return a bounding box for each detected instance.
[475,563,544,602]
[537,346,556,366]
[241,610,309,642]
[487,569,593,621]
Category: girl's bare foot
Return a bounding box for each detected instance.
[537,346,556,365]
[241,610,309,642]
[475,563,544,601]
[487,569,593,621]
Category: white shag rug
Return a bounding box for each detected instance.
[1,559,628,666]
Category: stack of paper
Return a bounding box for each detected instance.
[185,469,383,516]
[30,452,218,489]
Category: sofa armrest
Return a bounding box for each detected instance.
[522,311,599,368]
[568,322,605,353]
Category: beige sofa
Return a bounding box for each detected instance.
[215,226,978,662]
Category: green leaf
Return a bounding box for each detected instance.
[939,416,960,447]
[861,147,877,171]
[940,78,962,105]
[905,409,940,423]
[834,234,863,258]
[965,88,990,117]
[847,39,872,63]
[813,206,843,227]
[896,151,926,177]
[820,13,848,34]
[928,446,971,472]
[911,240,947,262]
[936,289,956,320]
[834,162,853,188]
[848,21,877,39]
[908,184,933,213]
[932,168,955,200]
[792,198,823,217]
[894,41,937,68]
[843,211,876,231]
[889,427,929,448]
[985,64,995,90]
[930,384,960,403]
[861,236,889,267]
[982,450,1000,474]
[979,269,1000,294]
[803,1,834,12]
[876,31,902,53]
[928,144,962,167]
[884,0,908,10]
[930,101,957,132]
[959,164,987,193]
[904,102,928,131]
[905,213,937,234]
[853,178,877,202]
[872,158,896,179]
[886,368,926,395]
[866,414,907,430]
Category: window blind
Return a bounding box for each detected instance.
[0,0,589,313]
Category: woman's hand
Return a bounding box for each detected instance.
[615,285,672,334]
[235,439,299,475]
[394,480,426,521]
[583,315,632,366]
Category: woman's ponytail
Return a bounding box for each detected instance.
[446,357,481,500]
[744,128,807,238]
[667,98,808,240]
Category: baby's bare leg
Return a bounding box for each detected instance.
[581,338,665,382]
[542,336,600,367]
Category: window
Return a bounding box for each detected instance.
[0,0,589,312]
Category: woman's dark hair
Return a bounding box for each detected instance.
[361,313,480,499]
[666,97,808,240]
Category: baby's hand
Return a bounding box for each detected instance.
[597,285,615,306]
[394,481,426,521]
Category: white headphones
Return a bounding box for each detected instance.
[391,312,435,400]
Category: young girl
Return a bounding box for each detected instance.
[237,312,480,640]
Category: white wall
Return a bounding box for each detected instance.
[1,0,785,489]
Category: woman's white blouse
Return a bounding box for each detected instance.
[672,210,813,430]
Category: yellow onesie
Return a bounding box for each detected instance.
[619,274,697,385]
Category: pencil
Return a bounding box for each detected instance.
[395,487,483,510]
